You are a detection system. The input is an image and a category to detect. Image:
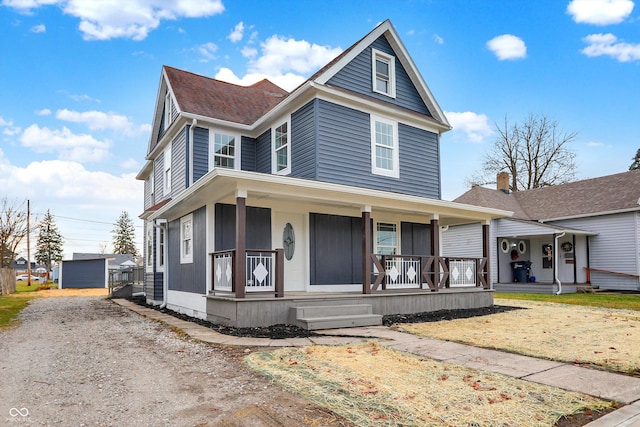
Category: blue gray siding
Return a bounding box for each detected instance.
[214,203,272,250]
[314,99,440,198]
[309,213,366,285]
[192,126,209,182]
[168,206,207,294]
[169,126,187,198]
[256,129,271,173]
[241,136,257,172]
[153,155,164,200]
[61,259,106,289]
[327,36,431,116]
[144,176,153,209]
[291,100,317,179]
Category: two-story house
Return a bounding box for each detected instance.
[137,20,510,328]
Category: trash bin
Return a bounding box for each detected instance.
[511,261,531,282]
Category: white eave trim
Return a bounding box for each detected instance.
[539,207,640,222]
[136,160,153,180]
[148,168,512,223]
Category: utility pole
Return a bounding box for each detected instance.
[27,199,31,286]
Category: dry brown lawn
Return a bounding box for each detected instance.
[397,298,640,376]
[247,342,611,426]
[7,288,109,298]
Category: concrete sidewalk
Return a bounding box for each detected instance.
[112,299,640,426]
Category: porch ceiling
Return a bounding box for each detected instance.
[149,169,513,224]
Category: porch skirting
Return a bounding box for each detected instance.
[205,288,493,328]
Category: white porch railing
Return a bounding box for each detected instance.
[448,258,478,287]
[384,257,422,289]
[245,251,275,292]
[211,249,284,297]
[213,251,233,292]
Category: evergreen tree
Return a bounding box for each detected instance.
[112,211,138,256]
[630,148,640,171]
[35,210,64,272]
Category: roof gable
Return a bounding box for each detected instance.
[312,20,449,127]
[455,169,640,221]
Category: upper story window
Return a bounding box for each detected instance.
[372,49,396,98]
[180,214,193,264]
[376,222,398,255]
[209,130,239,170]
[272,119,291,175]
[370,115,399,178]
[163,146,172,193]
[164,92,175,130]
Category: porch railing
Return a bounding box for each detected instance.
[210,249,284,298]
[370,255,488,292]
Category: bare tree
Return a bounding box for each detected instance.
[0,198,29,268]
[471,114,578,191]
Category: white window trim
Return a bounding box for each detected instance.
[375,221,400,255]
[164,92,175,130]
[163,146,172,194]
[145,223,154,273]
[271,117,291,175]
[180,214,193,264]
[208,128,241,171]
[372,48,396,98]
[149,173,155,206]
[370,115,400,178]
[156,226,165,272]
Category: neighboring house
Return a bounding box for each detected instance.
[73,253,136,271]
[58,253,137,289]
[137,20,510,327]
[11,257,45,273]
[444,170,640,293]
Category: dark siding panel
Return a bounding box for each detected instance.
[170,126,187,198]
[310,213,362,285]
[316,100,440,198]
[291,100,316,179]
[256,129,271,173]
[401,222,431,255]
[241,136,257,172]
[61,259,106,289]
[192,126,209,182]
[215,203,272,250]
[168,206,206,294]
[327,36,431,116]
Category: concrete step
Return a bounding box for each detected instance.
[290,304,382,330]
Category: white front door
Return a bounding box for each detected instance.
[272,212,306,291]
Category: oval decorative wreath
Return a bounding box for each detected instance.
[561,242,573,252]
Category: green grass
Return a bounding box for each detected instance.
[495,292,640,311]
[0,294,36,329]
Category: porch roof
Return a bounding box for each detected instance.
[497,218,598,238]
[146,168,512,225]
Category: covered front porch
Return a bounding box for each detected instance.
[149,169,510,327]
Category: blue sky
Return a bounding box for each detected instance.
[1,0,639,259]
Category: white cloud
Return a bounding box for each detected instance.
[433,34,444,45]
[587,141,606,147]
[20,124,111,162]
[581,33,640,61]
[0,116,21,135]
[486,34,527,60]
[445,111,494,143]
[3,0,224,40]
[228,21,244,43]
[36,108,51,115]
[215,34,342,92]
[120,157,140,169]
[31,23,46,32]
[567,0,634,25]
[241,45,258,58]
[0,116,13,126]
[197,42,218,61]
[55,109,150,135]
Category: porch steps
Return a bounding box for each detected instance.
[290,304,382,330]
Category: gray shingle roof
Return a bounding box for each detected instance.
[454,169,640,220]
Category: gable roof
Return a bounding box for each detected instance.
[73,253,134,267]
[454,169,640,221]
[164,66,289,125]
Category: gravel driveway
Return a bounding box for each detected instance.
[0,297,351,426]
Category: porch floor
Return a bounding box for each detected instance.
[205,287,493,328]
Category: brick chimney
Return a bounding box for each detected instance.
[497,172,510,193]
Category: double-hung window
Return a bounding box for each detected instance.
[370,115,399,178]
[180,214,193,264]
[164,92,175,130]
[145,223,154,273]
[210,130,238,169]
[272,119,290,175]
[157,227,165,271]
[372,49,396,98]
[376,222,398,255]
[163,146,172,194]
